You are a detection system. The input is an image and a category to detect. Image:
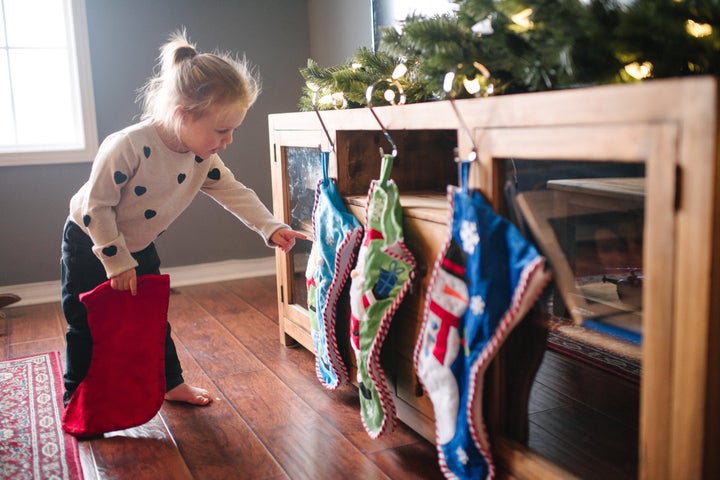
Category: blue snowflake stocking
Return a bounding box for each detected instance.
[415,166,552,479]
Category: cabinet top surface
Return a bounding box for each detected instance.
[269,76,717,132]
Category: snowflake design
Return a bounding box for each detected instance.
[455,446,470,465]
[459,220,479,254]
[470,295,486,315]
[324,232,334,247]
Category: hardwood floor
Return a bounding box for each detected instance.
[528,347,639,479]
[1,275,639,479]
[0,276,444,480]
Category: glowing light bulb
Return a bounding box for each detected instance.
[443,72,456,93]
[365,85,374,103]
[306,82,320,92]
[318,94,334,104]
[511,8,534,30]
[384,89,395,102]
[473,62,491,79]
[331,92,347,109]
[624,61,653,80]
[392,63,408,80]
[686,19,712,38]
[463,77,481,95]
[351,62,362,70]
[472,17,494,36]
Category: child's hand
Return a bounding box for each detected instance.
[110,269,138,296]
[271,228,307,252]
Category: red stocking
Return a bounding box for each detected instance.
[62,274,170,436]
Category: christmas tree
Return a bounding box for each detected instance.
[299,0,719,110]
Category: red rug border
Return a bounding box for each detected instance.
[546,331,641,383]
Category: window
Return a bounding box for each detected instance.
[0,0,97,166]
[372,0,457,49]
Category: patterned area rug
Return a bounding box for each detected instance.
[0,352,84,479]
[546,318,641,383]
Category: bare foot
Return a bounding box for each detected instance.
[164,383,213,406]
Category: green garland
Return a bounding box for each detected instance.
[299,0,720,111]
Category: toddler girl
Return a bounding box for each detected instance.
[61,30,304,406]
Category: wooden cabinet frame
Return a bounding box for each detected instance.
[268,76,720,479]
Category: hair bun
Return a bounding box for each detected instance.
[174,45,197,64]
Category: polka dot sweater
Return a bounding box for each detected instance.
[69,121,287,279]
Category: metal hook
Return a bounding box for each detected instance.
[443,65,494,163]
[365,78,405,158]
[443,72,480,163]
[311,91,335,154]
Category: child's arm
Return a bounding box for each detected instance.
[270,228,307,252]
[201,158,298,246]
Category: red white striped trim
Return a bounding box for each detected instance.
[356,178,417,439]
[464,256,550,479]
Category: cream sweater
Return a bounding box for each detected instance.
[69,121,286,278]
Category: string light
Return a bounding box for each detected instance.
[444,62,493,97]
[331,92,348,109]
[392,63,408,80]
[443,72,456,94]
[624,61,653,80]
[471,16,494,36]
[686,19,712,38]
[511,8,534,31]
[366,62,408,106]
[307,81,347,109]
[463,77,481,95]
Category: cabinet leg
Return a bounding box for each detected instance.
[280,330,297,347]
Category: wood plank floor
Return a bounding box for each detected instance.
[0,275,639,479]
[1,276,443,480]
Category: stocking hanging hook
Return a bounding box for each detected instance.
[365,73,406,158]
[443,65,493,163]
[309,86,336,154]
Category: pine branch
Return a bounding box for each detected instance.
[297,0,720,109]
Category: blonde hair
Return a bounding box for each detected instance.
[138,29,261,134]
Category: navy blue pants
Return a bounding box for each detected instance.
[60,219,184,404]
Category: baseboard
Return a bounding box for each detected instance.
[0,257,276,308]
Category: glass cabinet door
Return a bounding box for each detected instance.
[478,122,678,480]
[285,145,323,311]
[505,157,644,478]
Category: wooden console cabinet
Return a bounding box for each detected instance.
[268,76,720,479]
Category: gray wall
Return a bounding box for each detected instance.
[0,0,372,287]
[307,0,373,67]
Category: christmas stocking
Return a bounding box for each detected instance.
[349,153,416,438]
[306,151,363,389]
[415,162,552,479]
[62,274,170,437]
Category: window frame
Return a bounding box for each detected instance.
[0,0,97,167]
